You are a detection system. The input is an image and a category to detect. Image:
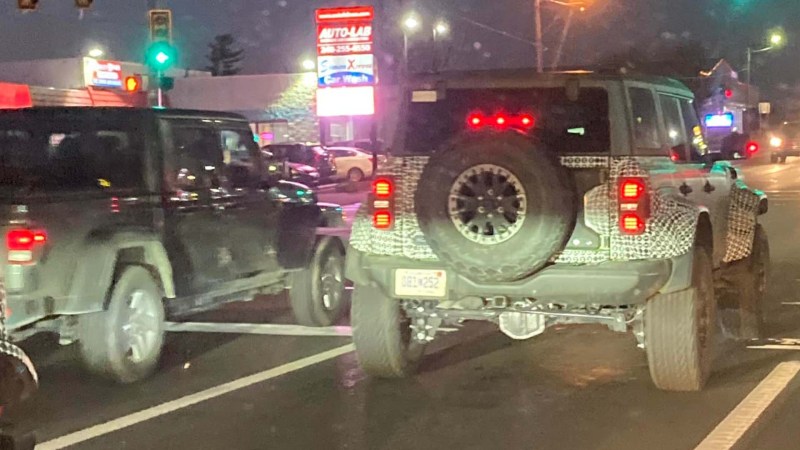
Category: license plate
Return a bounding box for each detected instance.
[394,269,447,298]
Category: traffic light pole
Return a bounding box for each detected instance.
[156,70,163,108]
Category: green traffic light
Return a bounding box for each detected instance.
[146,41,177,71]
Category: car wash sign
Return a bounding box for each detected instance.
[315,6,376,87]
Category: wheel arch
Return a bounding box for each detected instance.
[65,231,174,315]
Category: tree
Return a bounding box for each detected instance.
[206,34,244,76]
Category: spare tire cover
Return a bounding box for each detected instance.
[415,132,578,283]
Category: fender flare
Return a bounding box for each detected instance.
[65,232,175,314]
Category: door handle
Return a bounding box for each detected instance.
[679,182,693,196]
[703,180,716,193]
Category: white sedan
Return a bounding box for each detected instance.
[327,147,377,182]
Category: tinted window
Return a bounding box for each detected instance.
[628,87,661,152]
[220,128,258,164]
[0,118,144,195]
[165,120,222,190]
[402,87,610,154]
[659,95,688,160]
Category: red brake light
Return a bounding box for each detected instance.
[620,179,645,200]
[519,114,535,128]
[620,213,645,235]
[467,114,483,128]
[495,115,508,126]
[373,179,393,198]
[373,211,393,229]
[746,142,759,154]
[6,229,46,251]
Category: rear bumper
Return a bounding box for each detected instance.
[346,248,691,306]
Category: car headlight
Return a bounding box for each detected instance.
[770,136,783,148]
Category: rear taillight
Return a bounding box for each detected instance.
[371,178,395,230]
[618,177,649,235]
[6,228,47,263]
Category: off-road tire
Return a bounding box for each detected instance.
[351,285,425,378]
[78,266,165,384]
[415,132,578,283]
[645,246,716,392]
[289,237,347,327]
[719,225,769,339]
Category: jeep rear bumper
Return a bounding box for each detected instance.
[345,247,693,306]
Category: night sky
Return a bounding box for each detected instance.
[0,0,798,99]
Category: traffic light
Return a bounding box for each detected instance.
[145,41,177,72]
[149,10,173,43]
[124,76,142,93]
[17,0,38,10]
[75,0,93,8]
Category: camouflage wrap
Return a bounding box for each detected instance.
[350,156,759,267]
[722,181,762,263]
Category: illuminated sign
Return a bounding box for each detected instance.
[316,6,374,23]
[315,6,374,56]
[317,86,375,117]
[705,113,734,128]
[83,58,123,89]
[318,54,375,87]
[317,25,373,45]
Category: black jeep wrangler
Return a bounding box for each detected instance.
[0,107,346,383]
[347,71,769,392]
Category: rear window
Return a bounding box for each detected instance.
[0,117,144,196]
[402,87,610,155]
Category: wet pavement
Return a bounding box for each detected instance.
[7,161,800,450]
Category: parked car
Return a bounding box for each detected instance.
[329,138,387,156]
[261,149,321,185]
[0,107,347,384]
[347,70,769,392]
[327,147,376,182]
[265,143,337,180]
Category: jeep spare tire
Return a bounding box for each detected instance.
[416,132,578,283]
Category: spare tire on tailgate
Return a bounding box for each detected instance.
[415,132,578,283]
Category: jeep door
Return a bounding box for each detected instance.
[658,94,732,264]
[217,122,281,277]
[161,118,236,296]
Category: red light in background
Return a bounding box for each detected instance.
[495,115,507,126]
[6,229,46,251]
[724,89,733,98]
[746,141,759,154]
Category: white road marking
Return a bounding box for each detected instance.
[694,361,800,450]
[37,344,355,450]
[747,345,800,351]
[165,322,353,337]
[781,302,800,306]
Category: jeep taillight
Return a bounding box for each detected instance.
[371,178,395,230]
[6,228,47,263]
[618,177,649,235]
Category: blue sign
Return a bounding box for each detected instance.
[705,113,734,128]
[317,54,375,87]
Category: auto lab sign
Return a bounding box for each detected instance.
[315,6,377,87]
[318,54,375,87]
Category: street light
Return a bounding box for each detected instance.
[746,30,787,107]
[301,59,315,71]
[88,48,104,58]
[401,12,421,75]
[434,21,449,37]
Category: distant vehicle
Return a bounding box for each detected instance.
[769,122,800,163]
[347,70,769,393]
[329,138,387,155]
[0,108,347,384]
[262,149,321,185]
[327,147,375,182]
[265,143,337,180]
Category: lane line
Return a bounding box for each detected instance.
[165,321,353,337]
[747,345,800,351]
[37,344,355,450]
[694,361,800,450]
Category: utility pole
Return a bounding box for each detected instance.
[551,8,575,69]
[535,0,544,72]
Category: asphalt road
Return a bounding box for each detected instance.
[7,160,800,450]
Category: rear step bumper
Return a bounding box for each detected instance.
[346,248,693,306]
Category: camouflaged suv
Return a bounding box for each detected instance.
[346,70,769,392]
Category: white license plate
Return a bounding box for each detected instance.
[394,269,447,297]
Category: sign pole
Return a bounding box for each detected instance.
[157,71,163,107]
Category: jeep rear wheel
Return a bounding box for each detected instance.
[78,266,165,384]
[289,237,347,327]
[645,245,716,391]
[351,285,425,378]
[415,132,578,283]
